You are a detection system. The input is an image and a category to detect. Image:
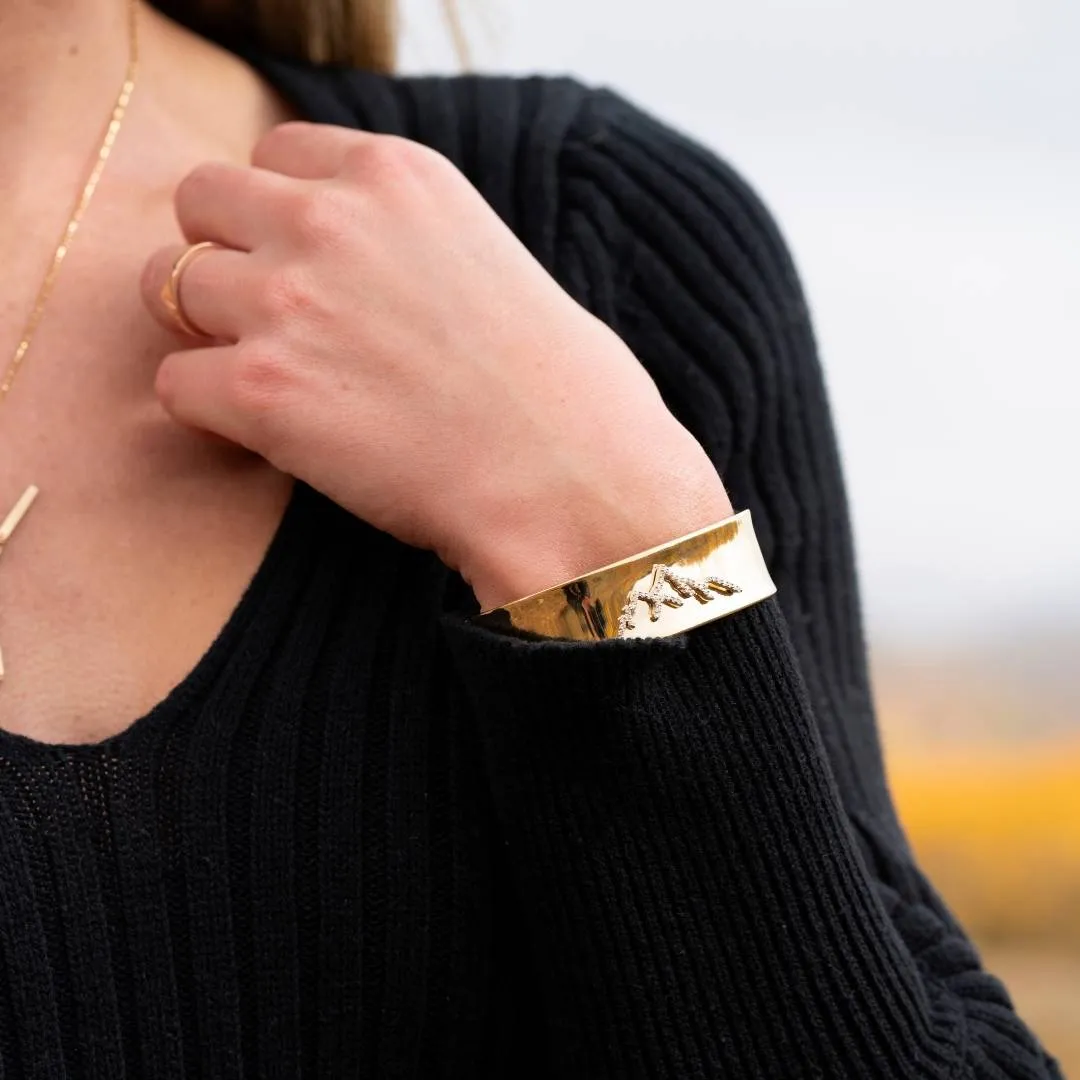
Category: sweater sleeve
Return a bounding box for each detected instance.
[438,87,1064,1079]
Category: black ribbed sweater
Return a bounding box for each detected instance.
[0,51,1063,1080]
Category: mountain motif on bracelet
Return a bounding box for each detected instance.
[470,510,773,641]
[617,563,741,637]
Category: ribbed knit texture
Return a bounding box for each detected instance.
[0,50,1063,1079]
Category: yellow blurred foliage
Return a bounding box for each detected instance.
[888,737,1080,1074]
[889,739,1080,946]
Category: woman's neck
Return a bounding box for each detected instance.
[0,0,294,423]
[0,2,294,214]
[0,0,134,167]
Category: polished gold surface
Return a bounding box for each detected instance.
[0,486,39,548]
[473,509,777,641]
[160,241,220,338]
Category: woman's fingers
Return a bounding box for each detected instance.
[154,341,268,450]
[154,342,234,433]
[251,121,369,179]
[174,160,298,250]
[141,242,253,341]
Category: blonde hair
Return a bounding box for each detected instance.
[154,0,466,73]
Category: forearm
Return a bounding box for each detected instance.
[460,417,733,612]
[440,598,1063,1079]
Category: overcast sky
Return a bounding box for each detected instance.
[402,0,1080,647]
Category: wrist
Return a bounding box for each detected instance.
[461,439,734,612]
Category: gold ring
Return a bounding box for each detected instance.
[160,240,221,338]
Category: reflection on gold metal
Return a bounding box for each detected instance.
[473,509,776,642]
[160,241,221,339]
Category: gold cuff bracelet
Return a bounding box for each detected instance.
[471,510,777,642]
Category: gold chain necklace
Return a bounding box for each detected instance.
[0,0,140,682]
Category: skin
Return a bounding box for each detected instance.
[0,0,732,745]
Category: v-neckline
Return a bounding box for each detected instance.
[0,46,359,761]
[0,478,319,760]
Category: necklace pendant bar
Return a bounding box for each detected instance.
[0,486,40,548]
[0,485,39,683]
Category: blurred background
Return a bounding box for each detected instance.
[402,0,1080,1067]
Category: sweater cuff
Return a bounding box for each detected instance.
[440,594,794,736]
[438,598,963,1076]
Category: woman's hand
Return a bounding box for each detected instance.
[141,122,732,610]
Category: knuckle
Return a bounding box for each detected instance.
[292,185,355,245]
[257,266,315,322]
[227,343,293,419]
[345,136,447,187]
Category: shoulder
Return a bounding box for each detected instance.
[252,57,803,301]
